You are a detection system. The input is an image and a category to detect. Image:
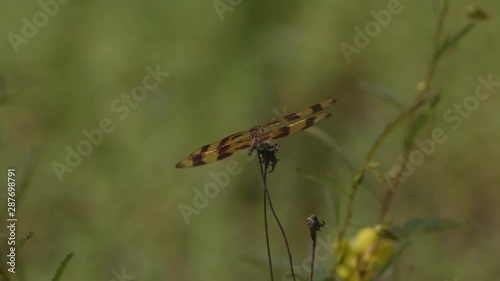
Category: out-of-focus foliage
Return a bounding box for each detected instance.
[0,0,499,280]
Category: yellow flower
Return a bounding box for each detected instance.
[333,226,395,281]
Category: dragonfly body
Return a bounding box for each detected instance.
[175,99,336,168]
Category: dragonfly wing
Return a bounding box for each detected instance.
[263,112,332,141]
[263,99,336,129]
[176,140,254,168]
[188,130,250,156]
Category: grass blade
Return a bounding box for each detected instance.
[51,253,74,281]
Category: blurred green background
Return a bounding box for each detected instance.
[0,0,499,280]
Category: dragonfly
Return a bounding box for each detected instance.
[175,98,337,168]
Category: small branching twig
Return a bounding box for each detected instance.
[329,1,482,279]
[337,0,477,241]
[379,0,454,223]
[337,99,425,242]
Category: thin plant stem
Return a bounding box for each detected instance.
[258,156,296,281]
[339,0,452,237]
[336,100,425,242]
[260,163,274,281]
[306,215,324,281]
[378,150,409,222]
[309,238,316,281]
[379,0,450,223]
[417,0,448,101]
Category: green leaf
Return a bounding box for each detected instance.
[358,80,404,110]
[430,93,442,109]
[395,218,466,238]
[353,172,364,185]
[366,100,425,162]
[51,253,74,281]
[404,111,429,151]
[434,22,475,63]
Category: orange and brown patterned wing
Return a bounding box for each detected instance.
[187,130,250,156]
[262,112,332,141]
[176,98,336,168]
[263,99,336,129]
[176,140,254,168]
